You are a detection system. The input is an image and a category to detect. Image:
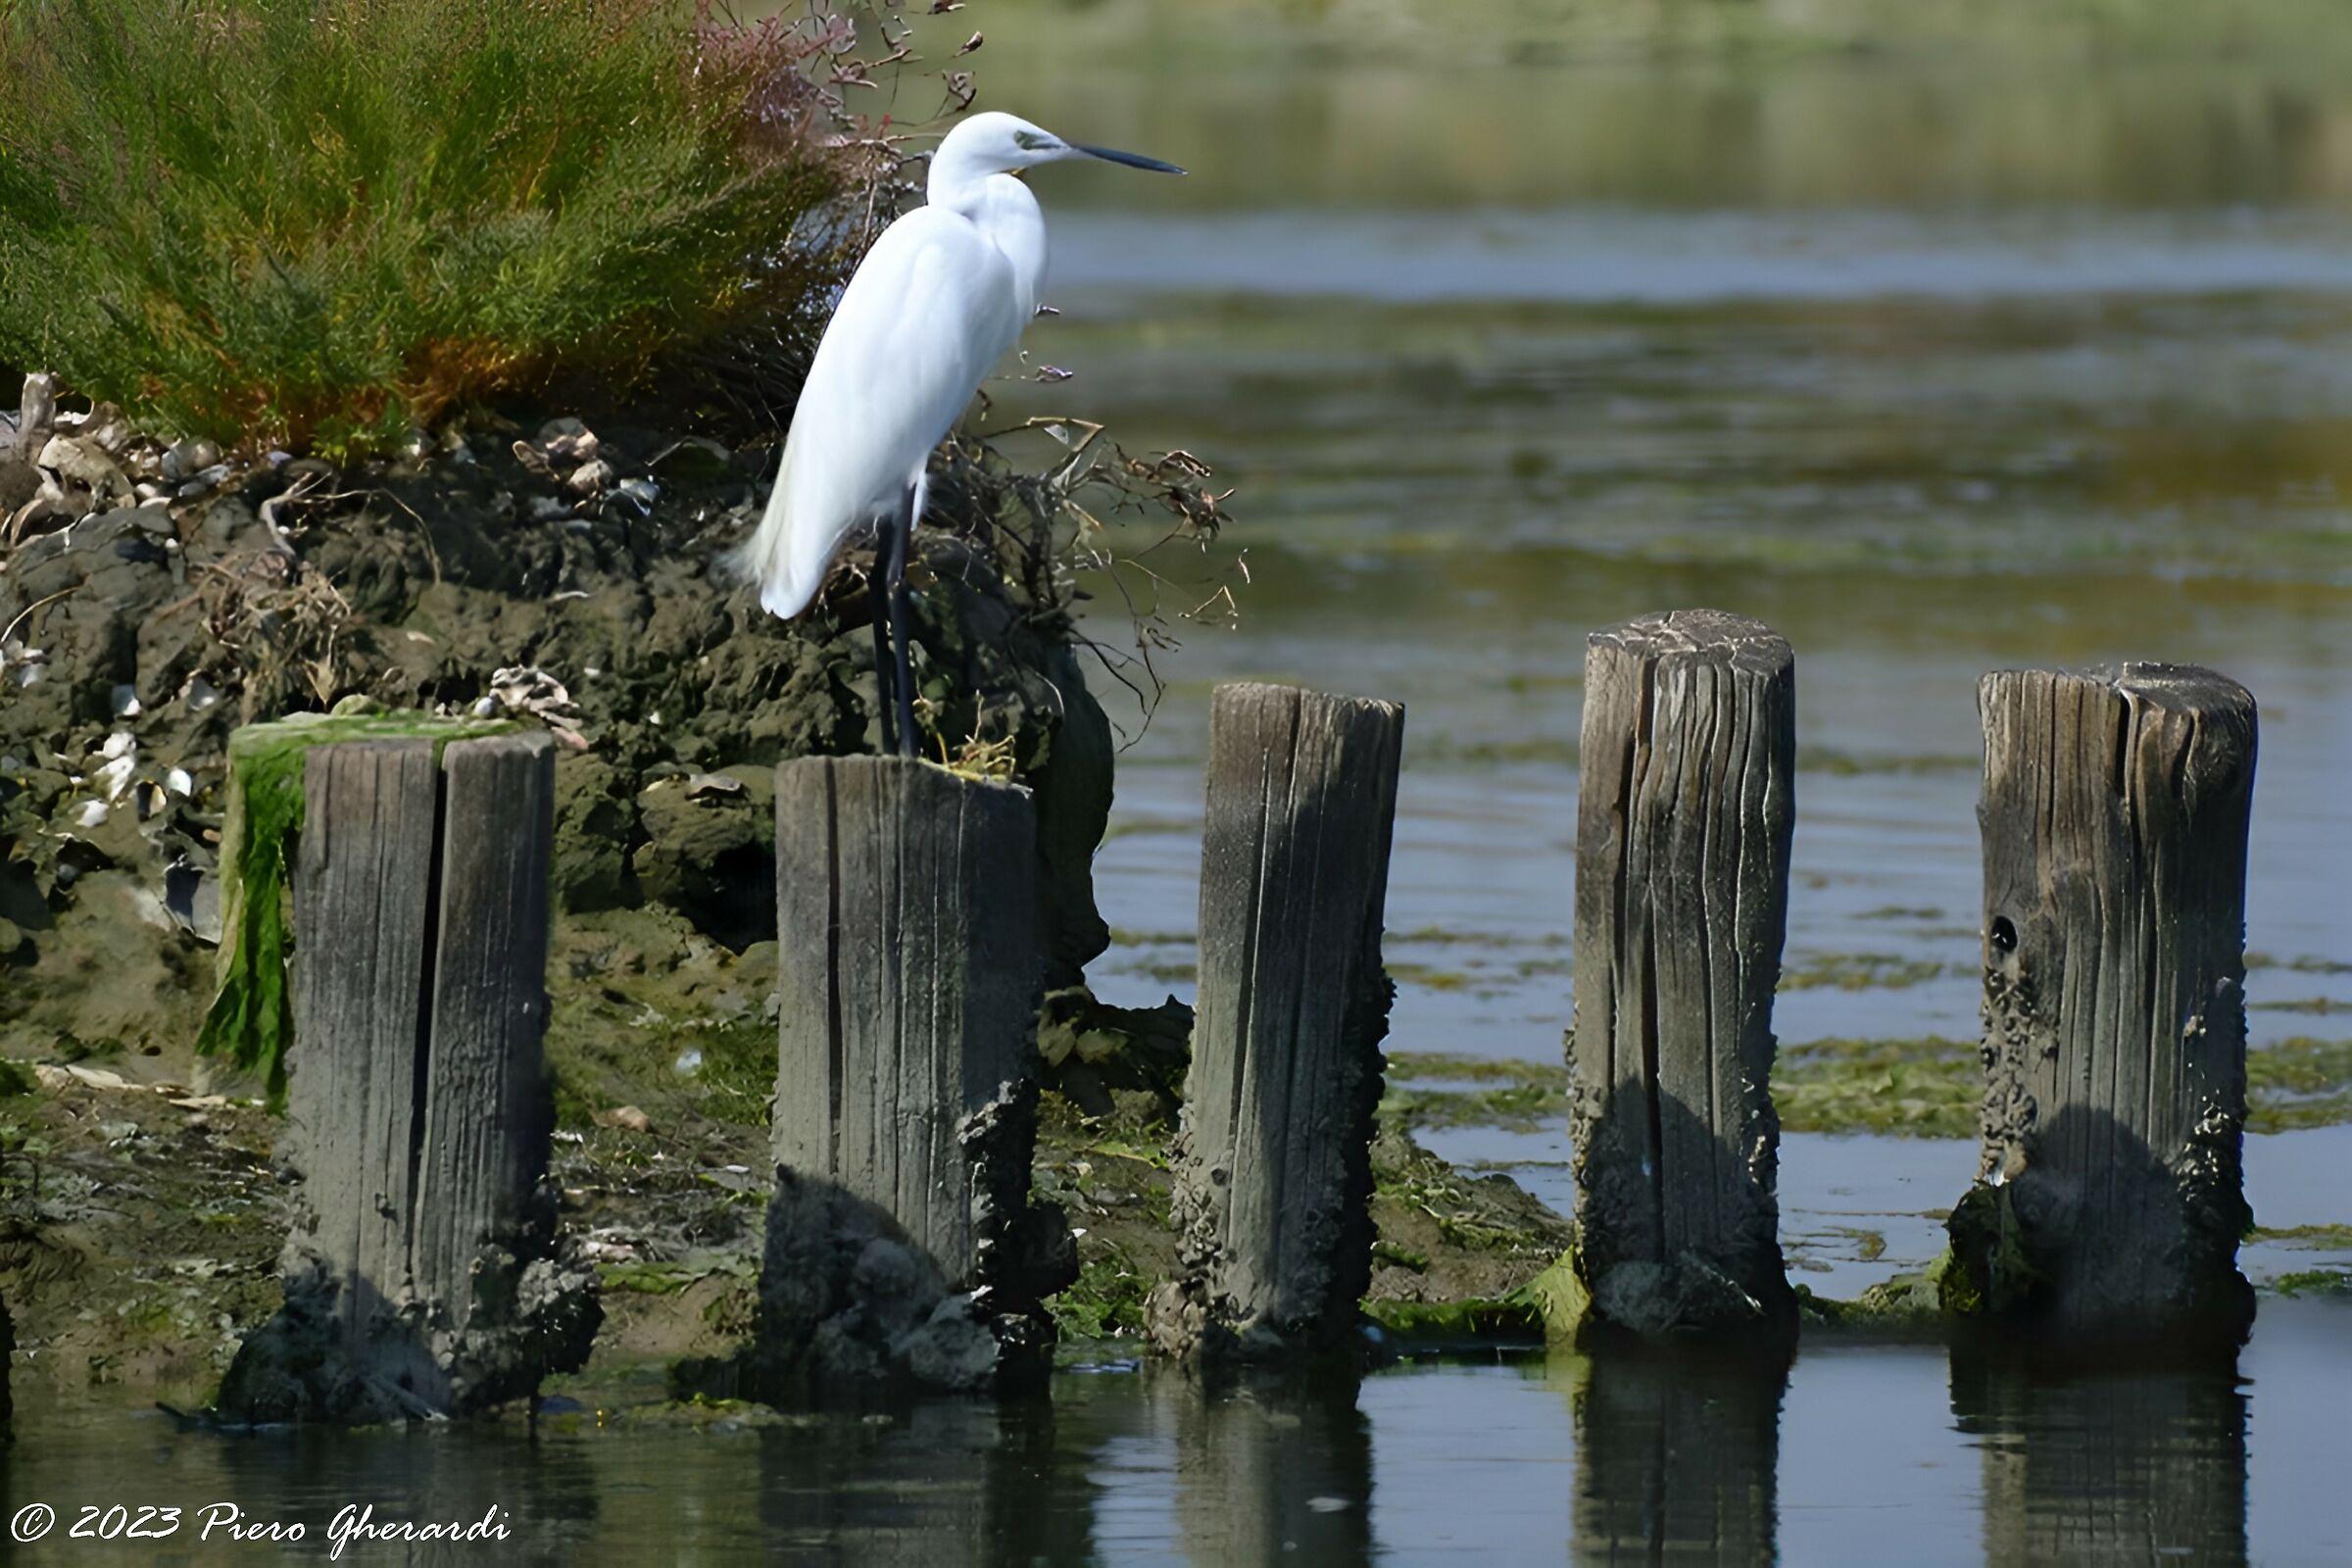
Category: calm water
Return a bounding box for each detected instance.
[9,1300,2352,1564]
[948,9,2352,1062]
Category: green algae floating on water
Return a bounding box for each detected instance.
[194,710,519,1109]
[1388,1036,2352,1140]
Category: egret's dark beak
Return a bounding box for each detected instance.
[1072,143,1186,175]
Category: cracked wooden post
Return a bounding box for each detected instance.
[1952,663,2257,1343]
[1565,609,1797,1343]
[220,728,599,1422]
[761,757,1072,1393]
[1147,682,1405,1363]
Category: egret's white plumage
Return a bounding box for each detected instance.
[734,112,1179,621]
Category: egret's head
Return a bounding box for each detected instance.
[932,112,1184,186]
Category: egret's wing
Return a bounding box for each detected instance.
[736,208,1025,618]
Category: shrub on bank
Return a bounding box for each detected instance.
[0,0,884,456]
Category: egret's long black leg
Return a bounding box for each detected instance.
[869,555,898,758]
[887,486,919,759]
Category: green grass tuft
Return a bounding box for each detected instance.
[0,0,877,455]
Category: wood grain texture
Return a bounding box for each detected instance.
[258,729,580,1419]
[1153,681,1404,1357]
[414,731,557,1333]
[771,756,1041,1291]
[1965,663,2256,1339]
[1569,609,1796,1338]
[286,738,440,1362]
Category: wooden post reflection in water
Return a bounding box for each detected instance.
[1173,1380,1374,1562]
[1951,1347,2249,1566]
[756,1402,1095,1566]
[1557,1344,1787,1565]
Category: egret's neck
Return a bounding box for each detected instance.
[926,143,1003,214]
[931,169,1047,322]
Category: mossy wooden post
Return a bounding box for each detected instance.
[1147,682,1405,1362]
[1955,664,2257,1342]
[1567,610,1797,1341]
[762,757,1071,1391]
[220,726,599,1422]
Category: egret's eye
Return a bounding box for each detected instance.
[1011,129,1051,151]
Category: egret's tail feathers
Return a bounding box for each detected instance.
[725,445,827,621]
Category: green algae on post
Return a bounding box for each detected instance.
[194,710,518,1108]
[1508,1250,1592,1343]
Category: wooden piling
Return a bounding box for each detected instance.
[761,757,1072,1391]
[1955,663,2257,1341]
[1567,609,1797,1341]
[1147,682,1405,1362]
[219,728,598,1422]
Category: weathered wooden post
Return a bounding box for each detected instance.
[760,757,1073,1392]
[1147,682,1405,1362]
[1565,609,1798,1342]
[1952,663,2257,1342]
[219,727,599,1422]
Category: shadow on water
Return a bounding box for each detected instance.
[1950,1343,2250,1566]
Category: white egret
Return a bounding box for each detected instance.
[731,111,1183,757]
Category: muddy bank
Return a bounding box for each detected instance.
[1,395,1111,1070]
[0,957,1573,1416]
